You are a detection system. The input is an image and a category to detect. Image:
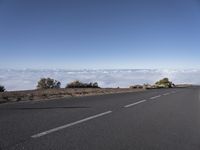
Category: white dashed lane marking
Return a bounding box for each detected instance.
[31,111,112,138]
[150,95,161,100]
[163,93,170,96]
[124,100,147,108]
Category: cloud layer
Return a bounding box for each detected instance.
[0,69,200,91]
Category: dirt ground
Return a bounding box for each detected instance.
[0,88,145,104]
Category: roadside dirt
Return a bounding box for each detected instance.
[0,88,145,104]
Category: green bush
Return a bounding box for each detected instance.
[66,80,99,88]
[0,85,5,92]
[37,78,61,89]
[155,78,174,88]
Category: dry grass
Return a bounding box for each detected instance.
[0,88,144,104]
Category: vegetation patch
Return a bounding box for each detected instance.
[155,78,175,88]
[0,85,5,92]
[66,80,99,88]
[37,78,61,89]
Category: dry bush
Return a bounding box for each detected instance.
[0,85,5,92]
[37,78,61,89]
[66,80,99,88]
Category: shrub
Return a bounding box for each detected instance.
[17,97,22,101]
[143,84,152,89]
[155,78,174,88]
[0,85,5,92]
[37,78,61,89]
[2,96,8,100]
[66,80,99,88]
[130,85,143,89]
[28,94,34,100]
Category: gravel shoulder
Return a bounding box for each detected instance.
[0,88,145,104]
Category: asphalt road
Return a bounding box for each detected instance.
[0,87,200,150]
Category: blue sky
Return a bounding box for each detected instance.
[0,0,200,69]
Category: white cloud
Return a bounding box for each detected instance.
[0,69,200,91]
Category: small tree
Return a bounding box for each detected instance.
[37,78,61,89]
[0,85,5,92]
[92,82,99,88]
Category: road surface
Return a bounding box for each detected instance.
[0,87,200,150]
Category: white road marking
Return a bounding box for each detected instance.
[31,111,112,138]
[163,93,170,96]
[150,95,161,100]
[124,100,146,108]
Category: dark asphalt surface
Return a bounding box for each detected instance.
[0,87,200,150]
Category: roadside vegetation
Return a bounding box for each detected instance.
[37,78,61,89]
[0,85,5,92]
[130,78,175,89]
[129,85,143,89]
[0,77,189,104]
[66,80,99,88]
[0,88,143,104]
[155,78,175,88]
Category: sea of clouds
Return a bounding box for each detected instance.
[0,69,200,91]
